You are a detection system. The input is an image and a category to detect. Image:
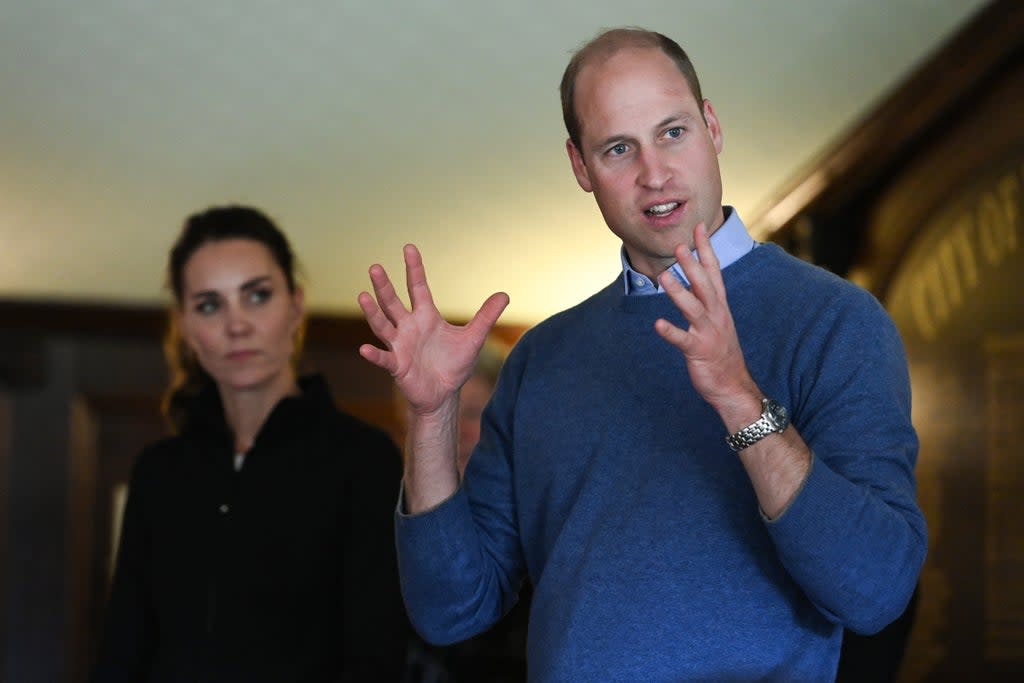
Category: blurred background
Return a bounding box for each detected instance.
[2,1,1022,681]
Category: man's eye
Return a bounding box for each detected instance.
[666,127,684,139]
[608,143,628,156]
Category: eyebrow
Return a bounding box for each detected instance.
[239,275,272,291]
[189,275,273,300]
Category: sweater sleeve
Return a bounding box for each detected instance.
[764,295,927,635]
[91,448,159,683]
[394,348,528,646]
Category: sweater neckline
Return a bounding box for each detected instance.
[612,243,773,317]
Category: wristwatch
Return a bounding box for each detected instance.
[725,398,790,452]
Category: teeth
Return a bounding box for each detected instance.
[646,202,679,216]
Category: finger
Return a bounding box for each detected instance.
[675,242,719,310]
[403,244,438,312]
[654,317,692,351]
[659,270,705,326]
[674,224,715,297]
[466,291,511,340]
[367,263,409,326]
[693,223,726,295]
[358,343,398,375]
[357,290,398,345]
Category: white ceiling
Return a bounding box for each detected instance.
[0,1,988,326]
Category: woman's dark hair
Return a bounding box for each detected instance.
[162,205,303,432]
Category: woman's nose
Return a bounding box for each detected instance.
[225,307,252,335]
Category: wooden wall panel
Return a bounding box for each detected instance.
[67,397,98,683]
[0,393,10,678]
[4,341,76,683]
[749,3,1024,680]
[71,394,165,681]
[877,64,1024,683]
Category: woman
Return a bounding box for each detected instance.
[93,205,409,682]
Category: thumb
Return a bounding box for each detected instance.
[466,292,510,339]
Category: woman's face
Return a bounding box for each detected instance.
[178,238,304,397]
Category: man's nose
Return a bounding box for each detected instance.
[637,147,671,190]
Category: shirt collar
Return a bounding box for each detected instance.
[620,206,756,295]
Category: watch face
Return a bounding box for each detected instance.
[766,399,790,431]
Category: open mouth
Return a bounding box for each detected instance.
[645,201,680,217]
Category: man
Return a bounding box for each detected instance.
[359,28,926,682]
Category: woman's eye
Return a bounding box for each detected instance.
[195,299,219,315]
[248,288,272,304]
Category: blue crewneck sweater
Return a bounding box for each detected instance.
[396,242,926,682]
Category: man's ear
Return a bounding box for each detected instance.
[566,139,594,193]
[703,100,724,155]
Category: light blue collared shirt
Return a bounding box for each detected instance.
[621,206,756,295]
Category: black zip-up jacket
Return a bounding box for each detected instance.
[92,375,410,682]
